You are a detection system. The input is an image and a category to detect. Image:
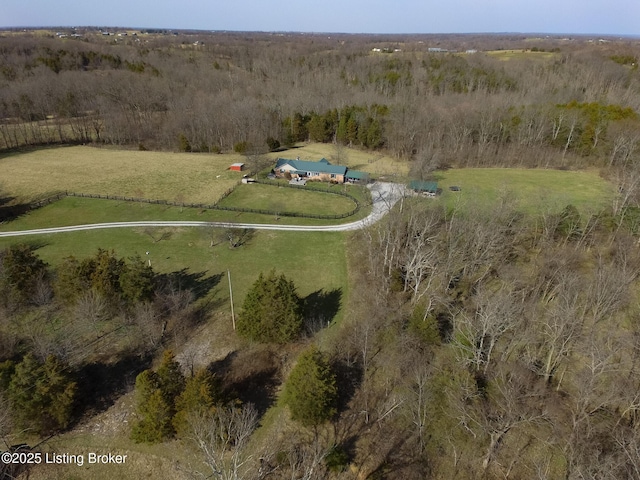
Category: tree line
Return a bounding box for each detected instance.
[0,32,638,170]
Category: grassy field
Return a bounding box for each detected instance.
[0,226,348,306]
[0,143,396,203]
[0,146,245,203]
[484,49,558,61]
[216,183,357,216]
[432,167,615,214]
[0,193,369,233]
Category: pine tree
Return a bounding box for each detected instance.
[119,255,154,304]
[156,350,186,408]
[172,370,219,436]
[131,351,186,443]
[6,354,76,434]
[282,346,337,427]
[0,244,49,307]
[237,270,303,344]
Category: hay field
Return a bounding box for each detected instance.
[434,168,615,214]
[0,146,245,203]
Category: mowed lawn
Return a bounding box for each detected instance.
[217,183,357,216]
[0,194,369,232]
[0,227,348,310]
[433,168,616,214]
[0,146,245,203]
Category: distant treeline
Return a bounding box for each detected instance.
[0,32,638,169]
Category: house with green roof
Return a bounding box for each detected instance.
[274,157,369,184]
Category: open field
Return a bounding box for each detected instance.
[433,167,616,214]
[0,226,348,306]
[216,183,357,216]
[0,146,245,203]
[0,192,369,232]
[0,143,392,203]
[484,49,558,61]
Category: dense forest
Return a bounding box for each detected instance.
[0,30,639,169]
[2,30,640,479]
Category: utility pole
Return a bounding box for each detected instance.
[228,269,236,330]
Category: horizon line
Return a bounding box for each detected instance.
[1,26,639,38]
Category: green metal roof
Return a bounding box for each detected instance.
[345,170,369,180]
[409,180,438,193]
[275,158,347,175]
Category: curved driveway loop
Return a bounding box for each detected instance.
[0,183,407,238]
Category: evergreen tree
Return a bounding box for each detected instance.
[172,370,219,436]
[156,350,186,408]
[6,354,76,434]
[119,255,154,304]
[131,351,185,443]
[131,388,174,443]
[89,249,126,299]
[282,346,337,427]
[237,270,303,344]
[0,244,49,307]
[54,255,86,304]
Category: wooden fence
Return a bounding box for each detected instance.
[28,180,361,220]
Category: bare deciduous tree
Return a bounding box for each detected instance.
[188,404,258,480]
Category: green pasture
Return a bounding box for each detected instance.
[0,189,368,233]
[217,183,357,216]
[0,144,405,207]
[432,168,615,214]
[0,226,348,310]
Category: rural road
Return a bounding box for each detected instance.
[0,182,406,237]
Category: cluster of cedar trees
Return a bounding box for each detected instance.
[0,245,161,435]
[236,271,338,427]
[131,270,338,445]
[0,245,337,443]
[0,32,638,170]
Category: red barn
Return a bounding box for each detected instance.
[230,163,244,172]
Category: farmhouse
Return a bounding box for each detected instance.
[274,158,369,184]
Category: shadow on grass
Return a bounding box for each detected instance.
[302,288,342,334]
[73,353,153,420]
[155,269,223,300]
[209,346,280,417]
[0,195,32,222]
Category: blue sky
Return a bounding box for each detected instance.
[3,0,639,35]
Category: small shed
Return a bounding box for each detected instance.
[230,163,245,172]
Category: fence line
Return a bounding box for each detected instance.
[28,180,361,220]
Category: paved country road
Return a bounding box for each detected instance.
[0,182,407,237]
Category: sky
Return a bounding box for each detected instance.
[2,0,639,36]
